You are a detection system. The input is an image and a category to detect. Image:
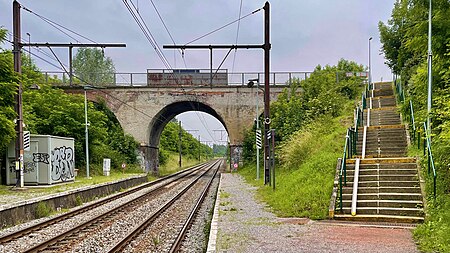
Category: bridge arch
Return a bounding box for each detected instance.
[145,101,228,172]
[64,86,286,174]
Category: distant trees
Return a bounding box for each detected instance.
[158,120,213,165]
[73,48,115,85]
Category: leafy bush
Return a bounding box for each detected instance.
[35,202,53,218]
[379,1,450,250]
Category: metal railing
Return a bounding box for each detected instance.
[409,100,417,141]
[361,92,367,110]
[338,127,358,211]
[395,79,405,103]
[395,79,436,200]
[337,87,367,212]
[423,122,437,199]
[39,71,313,87]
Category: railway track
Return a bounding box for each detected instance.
[109,160,221,252]
[0,160,221,253]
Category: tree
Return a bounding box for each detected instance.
[0,27,18,153]
[73,48,115,85]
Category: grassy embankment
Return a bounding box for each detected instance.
[238,115,350,219]
[410,137,450,252]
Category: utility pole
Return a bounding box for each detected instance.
[198,135,201,161]
[13,0,24,188]
[263,2,271,185]
[163,1,271,184]
[179,121,182,168]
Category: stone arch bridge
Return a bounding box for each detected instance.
[58,71,309,172]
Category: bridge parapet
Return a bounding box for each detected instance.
[40,70,312,87]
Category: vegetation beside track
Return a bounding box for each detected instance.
[239,59,363,219]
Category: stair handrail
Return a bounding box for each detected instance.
[361,92,367,110]
[338,129,350,211]
[409,100,416,141]
[423,122,437,199]
[395,79,405,103]
[337,89,367,212]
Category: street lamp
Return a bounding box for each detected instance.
[427,0,432,133]
[248,78,262,180]
[368,37,373,90]
[26,32,31,66]
[84,85,94,178]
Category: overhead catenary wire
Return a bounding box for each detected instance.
[21,4,97,44]
[184,7,262,45]
[123,0,172,69]
[148,0,187,68]
[231,0,244,73]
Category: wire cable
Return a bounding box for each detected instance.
[231,0,244,73]
[148,0,187,68]
[184,7,262,45]
[123,0,172,69]
[21,5,97,44]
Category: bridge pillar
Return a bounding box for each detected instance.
[139,144,159,175]
[229,144,243,171]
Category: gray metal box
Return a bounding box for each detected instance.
[6,135,75,185]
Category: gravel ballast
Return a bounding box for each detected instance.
[213,173,419,253]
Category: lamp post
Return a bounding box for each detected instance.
[368,37,373,90]
[26,32,31,66]
[84,85,93,178]
[248,78,261,180]
[427,0,432,133]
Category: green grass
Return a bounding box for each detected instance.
[35,202,53,218]
[413,146,450,252]
[238,115,348,219]
[414,194,450,252]
[158,151,204,176]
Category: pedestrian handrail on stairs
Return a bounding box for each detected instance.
[338,129,350,212]
[395,80,436,199]
[337,96,365,211]
[361,93,367,110]
[409,100,416,140]
[395,79,405,103]
[423,122,437,199]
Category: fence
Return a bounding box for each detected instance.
[40,71,313,87]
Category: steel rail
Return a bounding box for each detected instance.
[108,160,221,253]
[0,162,211,244]
[168,160,221,252]
[20,160,218,253]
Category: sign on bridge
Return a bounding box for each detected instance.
[346,72,369,78]
[147,69,228,86]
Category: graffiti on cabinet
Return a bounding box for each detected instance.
[51,146,74,181]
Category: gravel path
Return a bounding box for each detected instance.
[214,173,419,253]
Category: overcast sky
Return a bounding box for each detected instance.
[0,0,396,145]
